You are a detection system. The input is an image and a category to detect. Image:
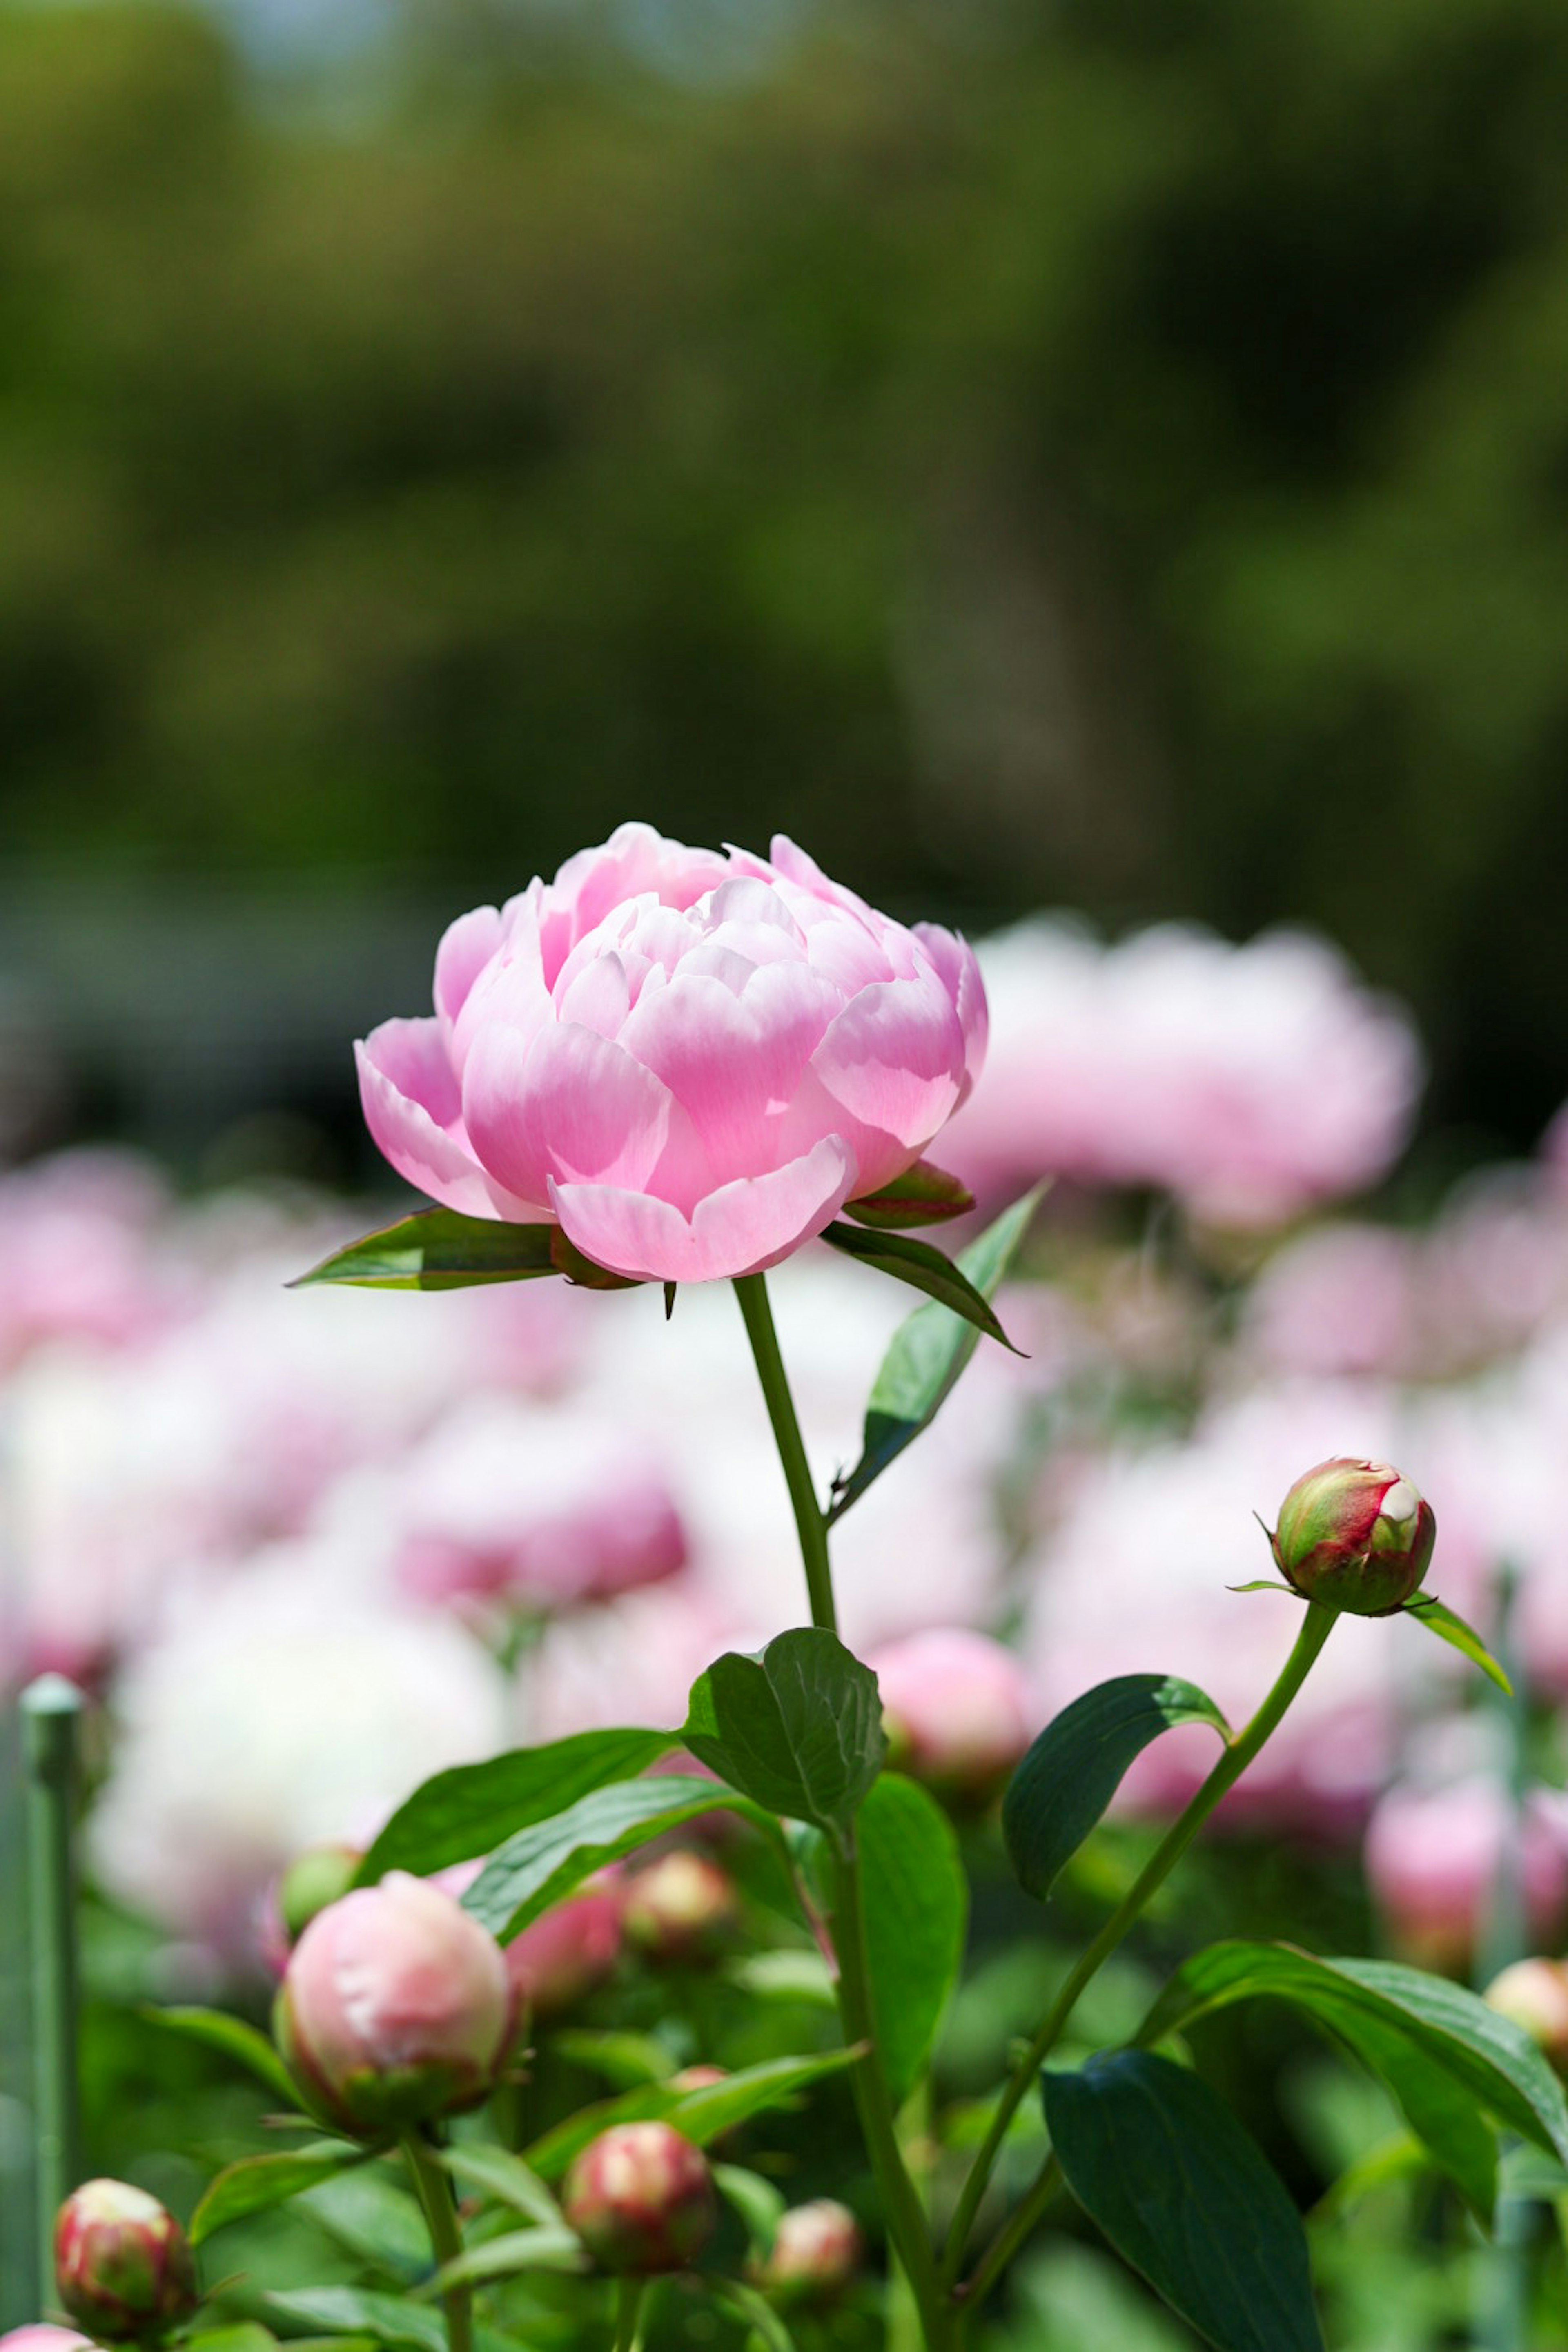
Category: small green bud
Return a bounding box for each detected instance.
[1269,1456,1435,1616]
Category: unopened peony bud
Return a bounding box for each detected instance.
[563,2121,716,2274]
[1485,1958,1568,2074]
[506,1882,624,2018]
[275,1870,514,2134]
[870,1628,1035,1797]
[670,2063,727,2093]
[54,2181,197,2340]
[624,1853,737,1965]
[0,2332,91,2352]
[1269,1457,1435,1616]
[762,2199,862,2304]
[277,1843,363,1945]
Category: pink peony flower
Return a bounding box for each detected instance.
[943,919,1420,1228]
[870,1627,1036,1795]
[356,824,986,1283]
[275,1871,515,2133]
[1364,1779,1568,1972]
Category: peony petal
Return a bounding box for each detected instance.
[618,963,841,1185]
[811,978,968,1190]
[434,906,505,1037]
[464,1019,674,1205]
[550,1135,858,1284]
[356,1022,543,1220]
[557,951,632,1040]
[915,922,989,1102]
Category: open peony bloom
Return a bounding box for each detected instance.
[356,824,986,1284]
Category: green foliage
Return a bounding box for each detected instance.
[1003,1674,1231,1901]
[357,1728,674,1884]
[858,1773,968,2105]
[1043,2050,1325,2352]
[1403,1595,1513,1694]
[682,1628,886,1840]
[294,1212,561,1292]
[829,1185,1042,1522]
[818,1223,1021,1351]
[192,2143,373,2245]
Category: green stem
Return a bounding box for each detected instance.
[613,2278,645,2352]
[732,1272,837,1633]
[831,1839,954,2351]
[401,2129,472,2352]
[960,2156,1063,2312]
[22,1675,82,2312]
[942,1601,1337,2292]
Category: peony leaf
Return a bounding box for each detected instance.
[1403,1595,1513,1695]
[828,1185,1042,1523]
[818,1221,1024,1350]
[1044,2051,1324,2352]
[356,1727,674,1884]
[840,1158,976,1230]
[293,1208,559,1291]
[1002,1674,1231,1901]
[859,1774,967,2104]
[682,1627,886,1840]
[193,2144,374,2243]
[139,2004,302,2109]
[459,1775,775,1942]
[523,2048,863,2181]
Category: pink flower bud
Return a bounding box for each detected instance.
[1269,1456,1435,1616]
[869,1629,1035,1796]
[1484,1958,1568,2075]
[54,2180,197,2340]
[275,1871,514,2134]
[277,1844,364,1945]
[624,1853,738,1966]
[563,2121,717,2274]
[0,2333,91,2352]
[506,1882,624,2019]
[762,2200,863,2304]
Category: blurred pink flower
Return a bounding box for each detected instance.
[1244,1224,1418,1379]
[944,919,1421,1228]
[1364,1778,1568,1971]
[870,1627,1036,1794]
[0,1150,189,1371]
[356,824,986,1283]
[507,1882,626,2016]
[390,1396,686,1608]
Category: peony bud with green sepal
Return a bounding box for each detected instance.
[1268,1456,1435,1617]
[54,2181,197,2341]
[563,2121,716,2274]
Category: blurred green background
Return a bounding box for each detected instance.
[3,0,1567,1170]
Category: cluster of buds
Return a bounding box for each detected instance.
[1268,1456,1436,1616]
[275,1869,515,2134]
[54,2180,197,2340]
[563,2122,717,2274]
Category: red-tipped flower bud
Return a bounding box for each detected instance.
[870,1628,1035,1797]
[762,2199,862,2304]
[54,2180,197,2341]
[624,1853,737,1966]
[506,1882,624,2019]
[1269,1457,1435,1616]
[562,2121,717,2274]
[274,1870,514,2135]
[277,1843,363,1946]
[1485,1958,1568,2075]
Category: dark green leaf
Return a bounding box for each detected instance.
[267,2293,515,2352]
[297,2167,431,2283]
[840,1158,976,1231]
[437,2144,559,2227]
[356,1728,673,1884]
[524,2049,862,2181]
[858,1774,967,2104]
[829,1185,1042,1522]
[682,1628,886,1839]
[460,1775,771,1941]
[1403,1596,1513,1695]
[1043,2051,1324,2352]
[140,2005,301,2109]
[548,1229,641,1289]
[416,2226,586,2294]
[1003,1675,1230,1901]
[192,2142,371,2244]
[1334,2010,1496,2225]
[1136,1942,1568,2169]
[818,1222,1023,1352]
[293,1209,560,1292]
